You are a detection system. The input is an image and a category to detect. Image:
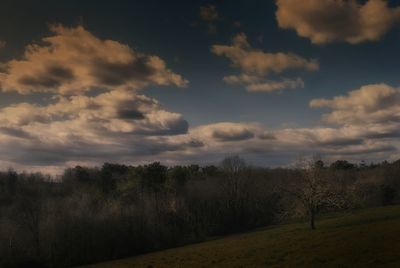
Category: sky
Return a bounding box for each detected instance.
[1,0,400,173]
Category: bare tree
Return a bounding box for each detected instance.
[282,156,346,230]
[220,156,254,229]
[15,177,46,259]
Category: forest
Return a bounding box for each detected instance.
[0,156,399,267]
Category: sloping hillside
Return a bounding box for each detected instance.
[83,205,400,267]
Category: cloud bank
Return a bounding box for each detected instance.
[0,25,399,172]
[276,0,400,44]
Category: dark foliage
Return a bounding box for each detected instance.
[0,157,399,267]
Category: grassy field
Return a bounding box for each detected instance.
[83,205,400,267]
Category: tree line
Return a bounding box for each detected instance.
[0,156,399,267]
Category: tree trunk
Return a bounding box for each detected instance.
[310,208,316,230]
[34,230,41,257]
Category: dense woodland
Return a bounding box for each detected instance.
[0,156,399,267]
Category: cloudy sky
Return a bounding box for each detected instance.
[1,0,400,173]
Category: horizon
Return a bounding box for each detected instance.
[2,156,395,177]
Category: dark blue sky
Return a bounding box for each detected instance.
[1,0,400,171]
[1,0,399,128]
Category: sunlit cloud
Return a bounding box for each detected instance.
[276,0,400,44]
[224,75,304,93]
[0,25,188,95]
[0,25,192,170]
[212,32,318,92]
[0,89,191,165]
[0,23,400,172]
[310,83,400,125]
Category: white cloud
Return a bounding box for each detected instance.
[191,122,261,142]
[0,89,193,167]
[212,33,317,92]
[0,25,399,171]
[245,78,304,93]
[0,89,189,137]
[276,0,400,44]
[0,25,192,170]
[0,96,398,171]
[224,75,304,92]
[305,83,400,160]
[212,33,318,75]
[310,83,400,125]
[0,25,188,95]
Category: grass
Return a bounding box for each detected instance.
[82,205,400,267]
